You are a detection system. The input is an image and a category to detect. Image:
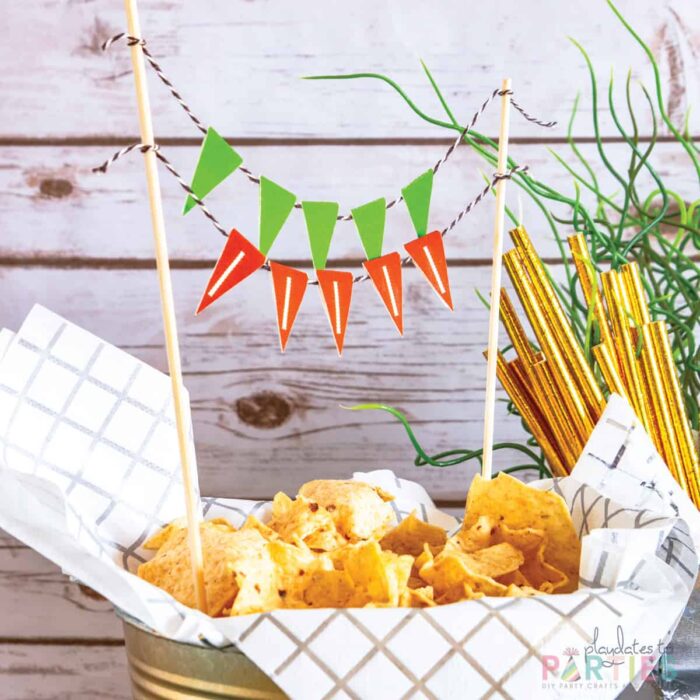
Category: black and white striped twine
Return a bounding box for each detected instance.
[95,33,551,284]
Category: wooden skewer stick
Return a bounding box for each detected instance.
[124,0,207,613]
[481,78,512,481]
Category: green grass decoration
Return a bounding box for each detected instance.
[301,201,340,270]
[352,198,387,259]
[321,1,699,474]
[345,404,552,479]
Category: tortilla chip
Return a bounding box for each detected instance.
[303,568,355,608]
[380,512,447,556]
[382,550,414,604]
[414,542,434,571]
[241,515,278,541]
[496,523,545,553]
[452,520,559,592]
[208,518,238,532]
[143,518,188,550]
[519,541,569,593]
[465,473,580,591]
[419,549,509,598]
[435,582,484,605]
[505,584,543,598]
[460,542,524,578]
[139,525,261,616]
[400,585,436,608]
[229,566,281,615]
[267,492,345,551]
[334,540,412,606]
[454,515,497,553]
[373,486,396,503]
[227,531,287,616]
[265,539,319,605]
[497,569,532,587]
[417,552,462,592]
[143,516,236,551]
[298,480,396,541]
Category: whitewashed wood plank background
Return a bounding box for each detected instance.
[0,142,696,262]
[0,0,696,697]
[0,0,698,139]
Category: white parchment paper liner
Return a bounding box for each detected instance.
[0,306,696,700]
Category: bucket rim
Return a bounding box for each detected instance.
[115,607,241,653]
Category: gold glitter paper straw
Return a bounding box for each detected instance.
[508,358,568,477]
[601,270,651,432]
[529,355,583,471]
[639,324,688,491]
[500,289,537,363]
[592,343,628,400]
[620,262,651,326]
[504,248,593,444]
[511,226,605,422]
[648,321,700,506]
[618,277,655,436]
[568,234,618,372]
[491,352,567,477]
[497,287,581,470]
[631,326,664,453]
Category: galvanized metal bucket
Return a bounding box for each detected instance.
[117,610,286,699]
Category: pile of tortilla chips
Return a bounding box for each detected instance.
[138,473,581,616]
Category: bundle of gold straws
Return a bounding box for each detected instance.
[490,226,700,508]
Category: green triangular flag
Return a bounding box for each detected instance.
[183,127,243,214]
[401,169,433,237]
[302,201,339,270]
[352,198,386,260]
[259,177,296,255]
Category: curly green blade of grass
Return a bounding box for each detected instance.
[344,404,552,479]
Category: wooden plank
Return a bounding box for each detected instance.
[1,1,697,140]
[0,142,694,262]
[0,545,121,639]
[0,265,549,502]
[0,643,130,700]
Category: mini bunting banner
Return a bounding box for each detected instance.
[270,262,308,352]
[260,177,296,256]
[195,229,265,314]
[401,170,433,237]
[302,201,340,270]
[363,252,404,334]
[183,127,243,215]
[404,230,453,309]
[317,269,353,355]
[93,43,559,355]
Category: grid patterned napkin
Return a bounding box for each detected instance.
[0,306,696,700]
[571,393,700,546]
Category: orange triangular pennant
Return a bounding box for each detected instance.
[316,269,353,355]
[196,230,266,314]
[363,252,403,334]
[404,230,453,309]
[270,262,308,352]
